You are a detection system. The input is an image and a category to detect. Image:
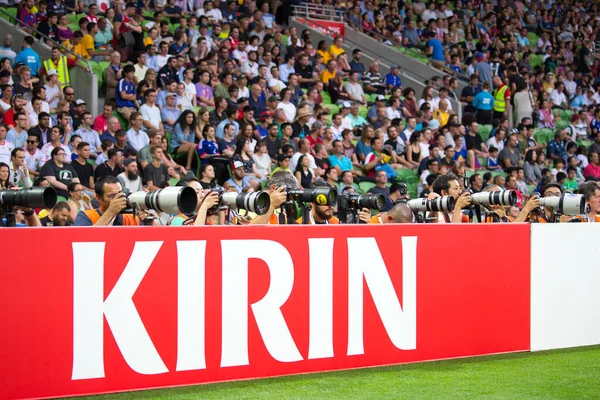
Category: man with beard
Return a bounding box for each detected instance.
[117,158,142,192]
[296,181,339,224]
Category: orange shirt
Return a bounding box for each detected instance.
[296,215,339,224]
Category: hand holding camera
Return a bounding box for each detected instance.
[455,192,472,210]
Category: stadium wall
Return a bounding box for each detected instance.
[0,224,531,400]
[530,224,600,351]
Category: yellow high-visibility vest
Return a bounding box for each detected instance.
[493,85,508,112]
[43,56,70,86]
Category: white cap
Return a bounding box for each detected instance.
[47,69,58,76]
[342,101,352,108]
[75,99,86,105]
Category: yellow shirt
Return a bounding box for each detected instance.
[321,69,337,84]
[329,44,344,59]
[434,109,449,126]
[317,49,332,65]
[144,37,153,47]
[62,39,76,60]
[81,34,95,56]
[74,42,91,60]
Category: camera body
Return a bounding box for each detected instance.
[338,192,386,211]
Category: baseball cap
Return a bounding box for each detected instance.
[268,95,279,102]
[165,92,177,97]
[231,160,244,170]
[260,111,274,121]
[390,64,399,69]
[75,99,86,105]
[277,153,290,162]
[14,62,25,68]
[429,119,441,130]
[47,69,58,77]
[236,97,248,104]
[123,158,136,167]
[341,101,352,109]
[376,95,386,102]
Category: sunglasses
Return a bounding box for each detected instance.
[26,140,37,144]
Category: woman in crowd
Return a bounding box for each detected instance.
[172,110,198,171]
[294,154,313,189]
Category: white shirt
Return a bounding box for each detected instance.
[127,127,149,151]
[386,106,401,120]
[0,139,15,164]
[549,89,567,107]
[40,143,71,164]
[331,125,343,141]
[232,49,248,64]
[44,83,61,109]
[139,104,162,131]
[486,136,504,152]
[241,61,259,79]
[117,172,143,192]
[24,147,43,172]
[290,151,317,173]
[183,81,196,103]
[9,161,32,188]
[268,77,286,93]
[563,79,577,97]
[134,63,149,83]
[276,101,297,123]
[154,54,172,70]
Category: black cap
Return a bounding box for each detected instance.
[125,2,136,8]
[540,183,563,196]
[0,70,10,78]
[277,153,290,162]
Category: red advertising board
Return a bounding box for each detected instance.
[0,224,530,400]
[296,18,345,36]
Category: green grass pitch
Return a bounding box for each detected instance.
[73,345,600,399]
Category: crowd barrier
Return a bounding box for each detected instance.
[0,223,597,400]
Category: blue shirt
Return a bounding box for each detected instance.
[14,48,41,77]
[355,141,372,160]
[171,124,195,152]
[115,78,136,108]
[6,128,27,148]
[249,94,267,119]
[384,73,402,88]
[329,154,353,171]
[197,139,219,161]
[99,131,117,143]
[427,38,444,62]
[547,139,566,159]
[473,91,494,111]
[160,106,181,132]
[215,119,239,140]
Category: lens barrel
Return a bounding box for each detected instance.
[0,187,57,209]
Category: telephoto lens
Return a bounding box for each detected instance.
[407,196,455,212]
[339,193,386,211]
[126,186,198,215]
[470,190,517,207]
[221,191,271,215]
[0,187,57,209]
[539,193,587,216]
[285,187,338,206]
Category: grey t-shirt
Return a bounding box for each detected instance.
[498,146,521,169]
[143,162,169,188]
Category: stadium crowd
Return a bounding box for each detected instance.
[1,0,600,226]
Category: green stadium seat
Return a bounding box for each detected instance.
[358,181,375,194]
[534,128,548,145]
[395,168,418,184]
[527,184,537,195]
[491,170,507,178]
[56,196,68,203]
[559,109,575,121]
[555,120,569,130]
[478,125,491,142]
[358,106,368,119]
[321,91,332,105]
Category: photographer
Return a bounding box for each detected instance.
[580,181,600,222]
[431,173,471,223]
[74,176,142,226]
[479,185,540,223]
[295,181,339,224]
[168,177,221,226]
[249,170,295,225]
[529,183,572,223]
[358,202,413,224]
